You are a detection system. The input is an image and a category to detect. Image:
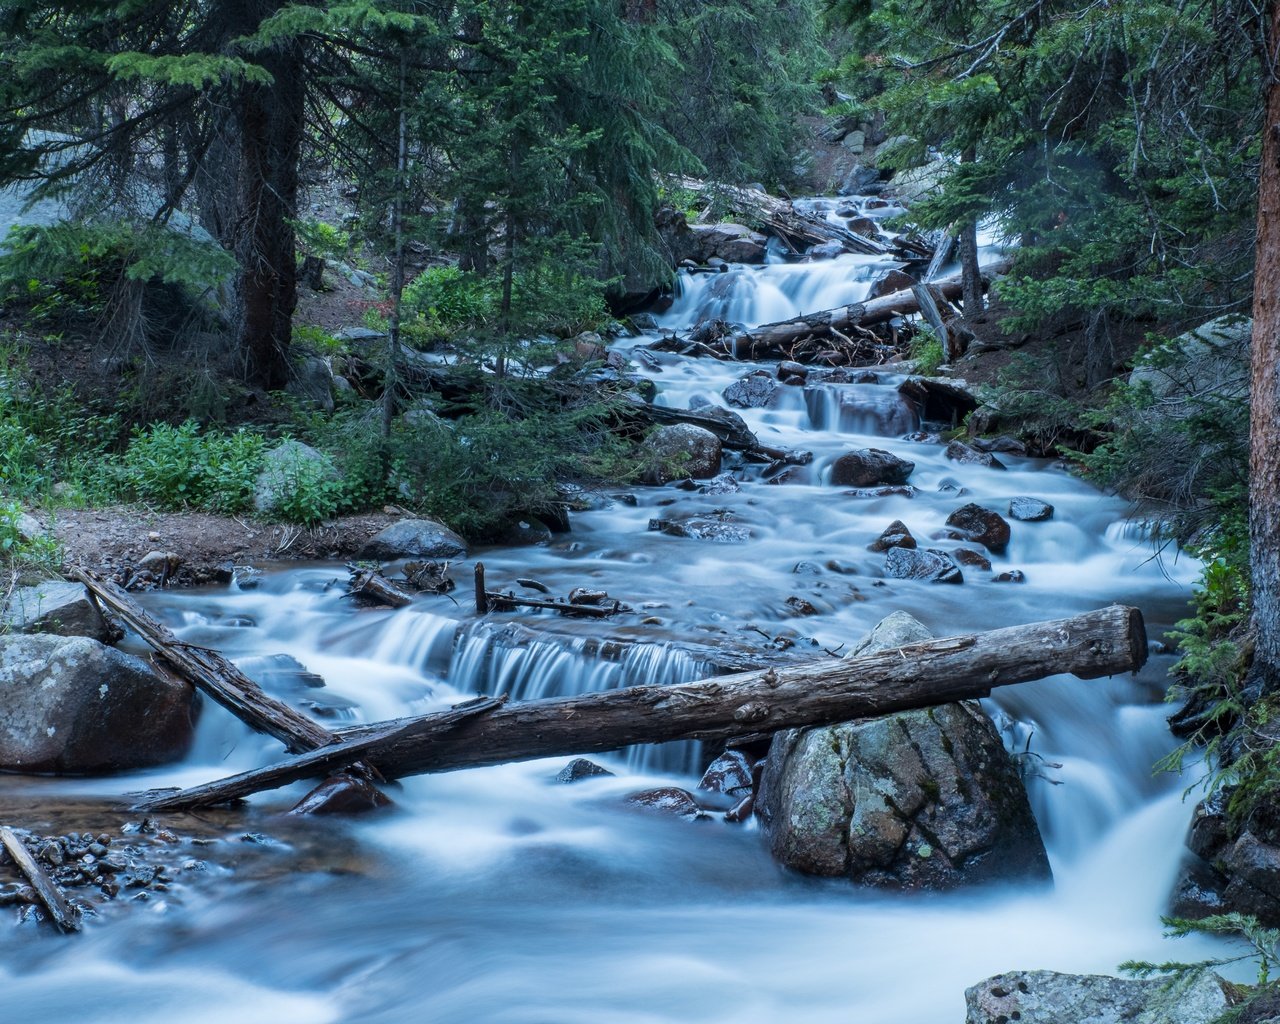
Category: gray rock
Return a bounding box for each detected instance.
[252,440,340,516]
[964,970,1229,1024]
[1010,497,1055,522]
[640,424,723,484]
[884,547,963,584]
[1,581,112,641]
[557,758,615,783]
[15,512,44,543]
[945,439,1006,469]
[1128,315,1250,419]
[946,503,1012,554]
[723,372,780,409]
[687,223,769,264]
[830,448,914,488]
[359,518,467,561]
[757,613,1049,889]
[0,634,197,773]
[286,356,335,413]
[648,511,749,543]
[846,609,933,657]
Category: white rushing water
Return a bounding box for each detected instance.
[1,198,1230,1021]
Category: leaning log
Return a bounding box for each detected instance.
[620,401,811,465]
[0,826,81,932]
[138,606,1146,811]
[731,257,1013,358]
[69,568,336,753]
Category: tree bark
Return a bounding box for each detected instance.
[233,13,303,391]
[135,606,1146,811]
[1254,0,1280,684]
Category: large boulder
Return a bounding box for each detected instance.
[252,439,340,516]
[640,424,723,483]
[723,371,780,409]
[1,581,113,641]
[0,634,197,773]
[1128,315,1250,419]
[757,613,1050,890]
[964,970,1230,1024]
[687,223,769,264]
[359,518,467,561]
[884,546,963,584]
[830,448,914,488]
[1173,793,1280,927]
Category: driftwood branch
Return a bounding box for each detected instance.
[69,568,336,754]
[139,606,1146,811]
[0,826,81,932]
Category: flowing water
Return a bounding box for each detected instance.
[1,199,1228,1021]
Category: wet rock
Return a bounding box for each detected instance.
[945,503,1012,554]
[806,241,845,260]
[699,473,740,495]
[629,312,660,332]
[952,548,992,571]
[867,268,915,299]
[963,970,1229,1024]
[253,440,341,515]
[500,518,553,546]
[723,371,781,409]
[972,434,1027,456]
[830,448,914,488]
[648,510,749,543]
[992,570,1027,583]
[699,750,753,798]
[944,439,1006,470]
[1009,497,1055,522]
[1,581,113,641]
[884,547,963,584]
[785,596,820,616]
[868,519,916,552]
[288,773,392,815]
[758,614,1049,889]
[626,787,707,820]
[844,485,918,499]
[359,518,467,561]
[0,634,197,773]
[640,424,723,484]
[936,477,968,496]
[557,758,615,783]
[899,377,979,425]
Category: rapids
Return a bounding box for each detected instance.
[1,197,1228,1021]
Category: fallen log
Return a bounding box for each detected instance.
[70,568,336,754]
[731,257,1012,358]
[133,696,508,812]
[621,400,811,465]
[346,565,414,608]
[139,606,1146,811]
[1,826,81,931]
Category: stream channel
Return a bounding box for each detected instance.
[0,196,1229,1022]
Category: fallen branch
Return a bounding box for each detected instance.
[140,606,1146,811]
[70,568,335,754]
[0,826,81,932]
[345,564,414,608]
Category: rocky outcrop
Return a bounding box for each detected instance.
[830,448,914,488]
[1128,315,1250,419]
[1,581,113,641]
[359,518,468,561]
[964,970,1229,1024]
[0,634,197,773]
[756,612,1050,890]
[1173,792,1280,927]
[640,424,723,483]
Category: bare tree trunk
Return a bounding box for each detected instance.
[1252,0,1280,684]
[1084,307,1114,391]
[234,18,303,391]
[382,51,409,440]
[959,147,984,320]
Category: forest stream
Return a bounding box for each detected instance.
[0,195,1230,1022]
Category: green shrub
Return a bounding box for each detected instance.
[402,266,495,333]
[260,452,344,526]
[909,327,944,377]
[120,421,266,513]
[0,500,61,571]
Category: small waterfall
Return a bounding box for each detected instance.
[803,382,920,436]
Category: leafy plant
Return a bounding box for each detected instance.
[0,500,61,571]
[909,327,944,377]
[120,421,266,513]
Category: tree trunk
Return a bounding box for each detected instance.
[1253,0,1280,684]
[382,51,409,440]
[135,606,1147,811]
[959,146,984,319]
[234,19,303,390]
